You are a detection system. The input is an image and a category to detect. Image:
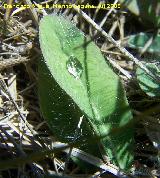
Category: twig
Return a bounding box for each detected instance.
[108,20,118,37]
[0,57,30,70]
[107,56,132,79]
[140,33,155,56]
[99,0,118,28]
[4,0,13,20]
[92,1,102,21]
[53,142,130,178]
[101,49,125,56]
[119,15,125,40]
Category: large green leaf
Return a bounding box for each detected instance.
[119,0,160,27]
[39,14,134,171]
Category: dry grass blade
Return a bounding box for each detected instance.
[0,57,30,70]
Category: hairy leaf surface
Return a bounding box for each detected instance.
[39,14,134,170]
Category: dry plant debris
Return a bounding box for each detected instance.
[0,0,159,178]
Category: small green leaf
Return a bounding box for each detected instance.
[39,14,134,171]
[136,63,160,97]
[119,0,160,27]
[127,33,160,55]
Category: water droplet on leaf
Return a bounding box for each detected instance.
[66,55,83,79]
